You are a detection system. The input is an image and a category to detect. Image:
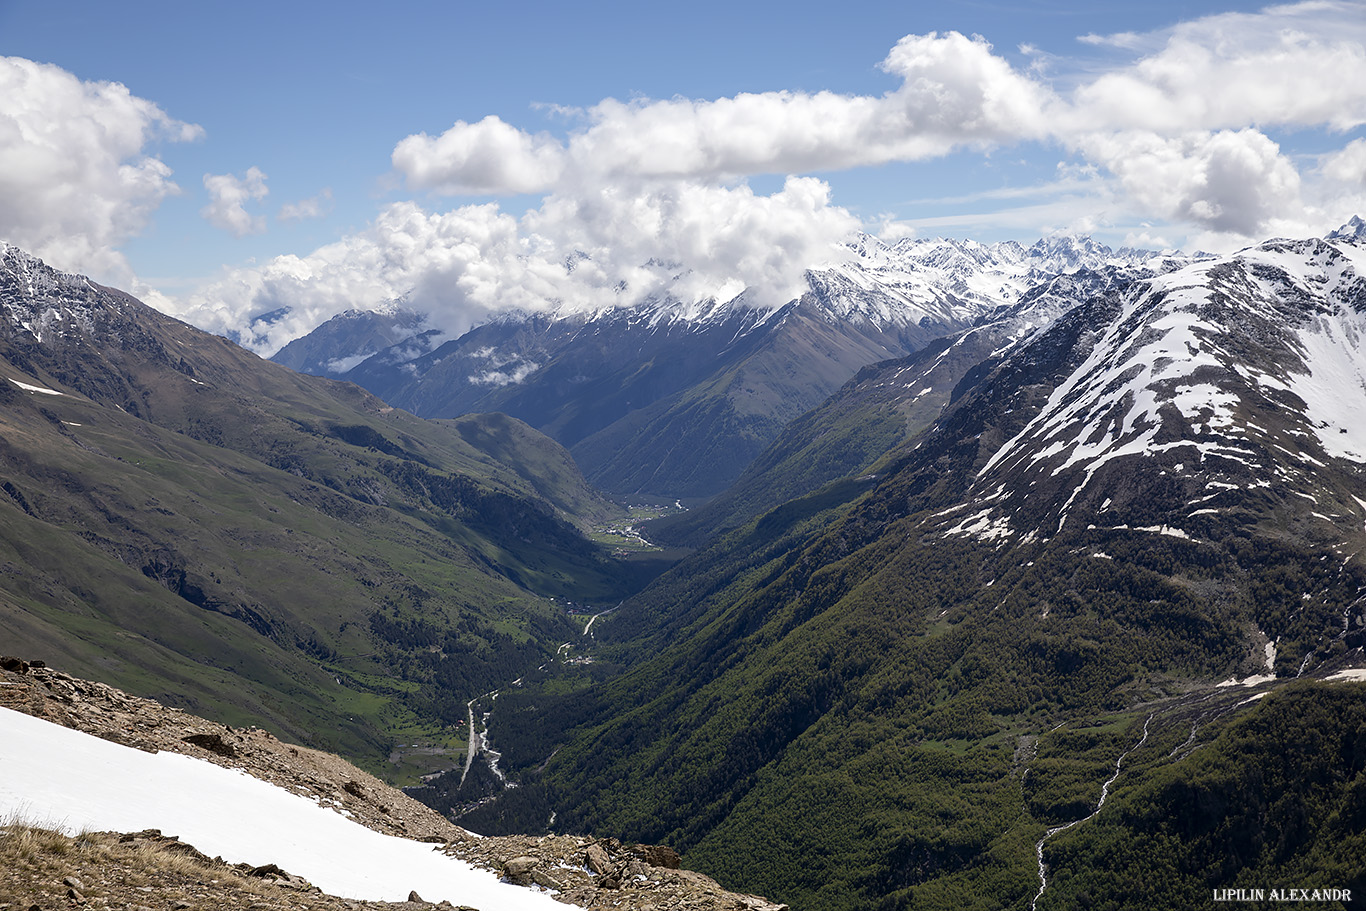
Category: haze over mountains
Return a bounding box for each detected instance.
[5,225,1366,911]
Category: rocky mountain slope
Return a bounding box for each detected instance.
[271,303,431,378]
[649,258,1196,546]
[467,231,1366,911]
[0,244,662,777]
[0,657,787,911]
[277,235,1165,499]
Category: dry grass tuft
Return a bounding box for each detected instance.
[0,814,284,907]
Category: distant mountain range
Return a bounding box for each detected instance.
[273,234,1180,499]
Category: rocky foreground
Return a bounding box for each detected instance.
[0,658,787,911]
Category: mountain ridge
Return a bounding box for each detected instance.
[466,229,1366,911]
[276,233,1180,499]
[0,243,660,777]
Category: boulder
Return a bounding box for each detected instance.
[502,855,540,886]
[641,844,681,869]
[182,732,236,757]
[584,842,612,874]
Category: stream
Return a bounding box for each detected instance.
[459,688,499,788]
[582,604,618,637]
[1030,713,1153,911]
[457,605,618,793]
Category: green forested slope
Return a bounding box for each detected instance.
[473,245,1366,909]
[0,251,653,779]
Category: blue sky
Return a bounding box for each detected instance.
[2,0,1365,352]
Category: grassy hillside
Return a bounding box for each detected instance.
[0,256,660,780]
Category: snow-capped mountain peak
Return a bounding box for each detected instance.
[932,233,1366,544]
[1328,215,1366,242]
[801,232,1177,333]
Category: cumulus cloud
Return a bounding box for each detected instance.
[1321,138,1366,185]
[393,115,567,195]
[201,167,269,236]
[179,4,1366,352]
[1068,2,1366,133]
[469,360,541,387]
[390,10,1366,196]
[0,56,200,284]
[172,176,858,355]
[174,201,514,352]
[387,10,1364,247]
[1074,129,1306,236]
[395,32,1051,193]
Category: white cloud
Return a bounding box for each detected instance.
[176,4,1366,351]
[523,176,858,307]
[469,360,541,387]
[875,215,918,242]
[173,177,858,355]
[174,201,512,352]
[278,187,334,222]
[173,200,550,353]
[1320,138,1366,186]
[1060,2,1366,240]
[393,115,566,195]
[1121,229,1176,251]
[201,167,269,236]
[384,10,1365,248]
[1078,31,1146,50]
[0,56,200,285]
[1074,129,1306,236]
[394,32,1051,194]
[1069,3,1366,133]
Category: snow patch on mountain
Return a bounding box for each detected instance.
[977,262,1241,485]
[944,233,1366,543]
[1255,243,1366,461]
[8,377,65,395]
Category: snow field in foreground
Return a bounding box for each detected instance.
[0,706,574,910]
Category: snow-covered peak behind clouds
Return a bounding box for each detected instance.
[298,230,1181,364]
[805,232,1171,331]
